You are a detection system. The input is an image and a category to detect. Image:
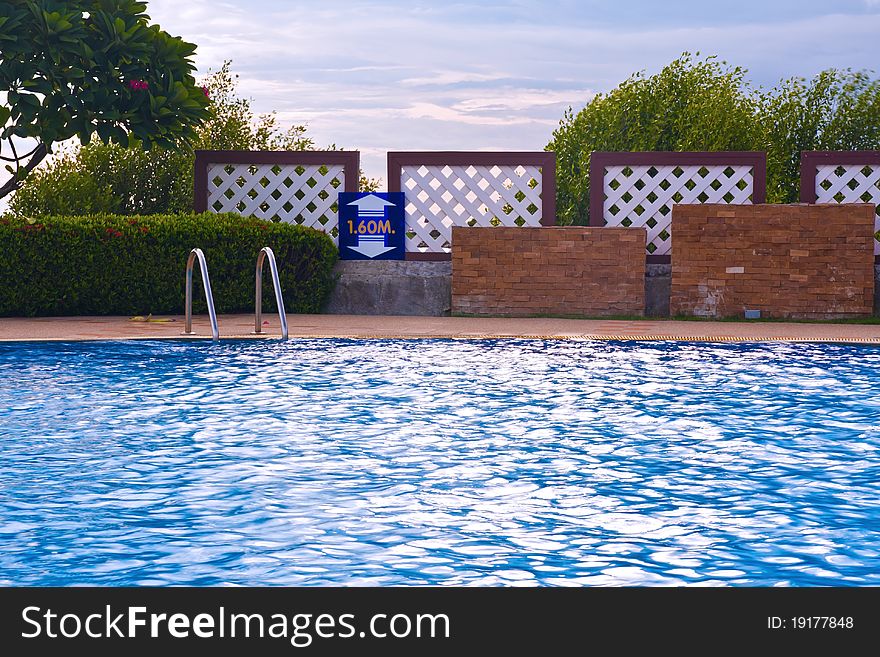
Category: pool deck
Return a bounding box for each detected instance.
[1,314,880,343]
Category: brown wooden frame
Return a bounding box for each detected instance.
[799,151,880,202]
[194,150,360,213]
[387,151,557,260]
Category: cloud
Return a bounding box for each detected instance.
[403,101,555,126]
[452,89,596,113]
[399,71,514,87]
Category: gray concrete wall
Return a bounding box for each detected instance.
[876,265,880,316]
[324,260,452,316]
[645,263,671,317]
[323,260,880,317]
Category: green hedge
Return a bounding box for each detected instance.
[0,213,338,316]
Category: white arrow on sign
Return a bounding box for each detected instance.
[346,194,397,215]
[348,235,395,258]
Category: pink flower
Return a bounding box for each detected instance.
[202,86,210,98]
[128,80,148,91]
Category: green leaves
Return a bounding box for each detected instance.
[95,122,129,146]
[12,61,321,216]
[548,53,759,225]
[0,0,211,199]
[548,53,880,223]
[757,69,880,202]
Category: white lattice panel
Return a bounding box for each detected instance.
[402,164,543,253]
[815,163,880,255]
[603,164,754,255]
[207,163,344,242]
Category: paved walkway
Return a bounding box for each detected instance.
[1,314,880,343]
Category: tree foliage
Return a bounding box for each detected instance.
[548,54,757,225]
[758,69,880,203]
[11,61,379,216]
[0,0,210,199]
[548,53,880,224]
[195,61,315,154]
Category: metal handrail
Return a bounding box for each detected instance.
[183,248,219,340]
[255,247,288,340]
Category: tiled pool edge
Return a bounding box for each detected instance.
[5,337,880,344]
[2,314,880,344]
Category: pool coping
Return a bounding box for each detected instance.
[2,314,880,344]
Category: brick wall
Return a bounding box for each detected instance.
[670,204,875,319]
[451,227,645,317]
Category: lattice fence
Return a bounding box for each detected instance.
[388,152,556,257]
[590,152,767,257]
[801,152,880,255]
[194,151,360,244]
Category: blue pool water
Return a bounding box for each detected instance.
[1,338,879,586]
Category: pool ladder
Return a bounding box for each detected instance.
[183,247,288,341]
[254,247,288,340]
[184,248,219,340]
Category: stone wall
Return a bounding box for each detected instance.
[670,204,875,319]
[451,227,645,317]
[324,260,451,315]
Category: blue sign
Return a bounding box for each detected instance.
[338,192,405,260]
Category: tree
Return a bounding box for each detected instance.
[757,69,880,203]
[548,53,880,223]
[19,60,316,216]
[547,53,759,225]
[194,61,314,154]
[10,61,380,216]
[0,0,210,200]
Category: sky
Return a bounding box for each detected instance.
[31,1,880,186]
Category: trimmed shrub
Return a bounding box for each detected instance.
[0,213,338,317]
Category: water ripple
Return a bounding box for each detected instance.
[0,339,879,586]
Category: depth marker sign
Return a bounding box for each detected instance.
[338,192,405,260]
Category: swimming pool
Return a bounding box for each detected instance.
[1,338,878,586]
